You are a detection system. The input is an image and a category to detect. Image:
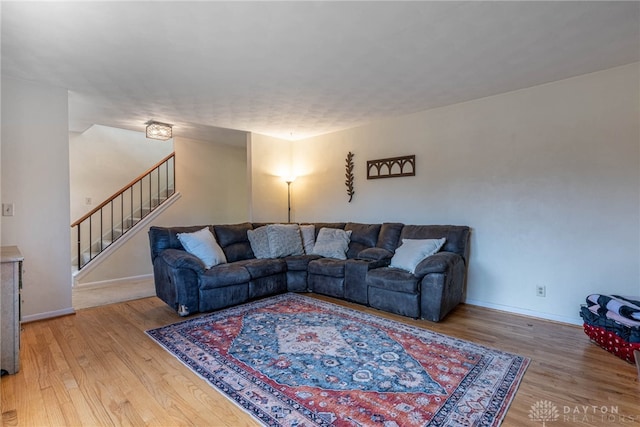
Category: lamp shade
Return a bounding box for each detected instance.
[146,121,173,140]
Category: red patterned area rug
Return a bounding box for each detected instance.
[147,293,529,426]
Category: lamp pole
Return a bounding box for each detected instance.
[286,180,293,223]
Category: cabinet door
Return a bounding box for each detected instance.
[1,260,21,374]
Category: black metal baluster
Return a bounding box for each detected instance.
[77,226,81,269]
[88,215,92,263]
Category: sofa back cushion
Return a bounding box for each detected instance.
[213,222,255,262]
[345,223,381,259]
[398,225,471,265]
[376,223,404,252]
[149,225,211,262]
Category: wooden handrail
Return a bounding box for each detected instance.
[71,152,175,227]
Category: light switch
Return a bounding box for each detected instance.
[2,203,15,216]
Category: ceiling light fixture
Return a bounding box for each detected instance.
[145,121,173,140]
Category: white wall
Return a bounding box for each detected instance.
[69,125,174,222]
[77,135,250,284]
[250,63,640,324]
[1,76,73,320]
[249,133,297,222]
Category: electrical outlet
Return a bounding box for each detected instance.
[2,203,14,216]
[536,285,546,297]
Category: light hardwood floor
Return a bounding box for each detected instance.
[2,294,639,426]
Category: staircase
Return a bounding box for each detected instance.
[71,153,175,271]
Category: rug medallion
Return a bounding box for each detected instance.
[147,293,529,426]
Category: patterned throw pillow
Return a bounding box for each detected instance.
[267,224,304,257]
[310,228,352,260]
[390,238,446,274]
[176,227,227,269]
[247,226,271,259]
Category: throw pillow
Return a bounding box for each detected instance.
[310,227,352,260]
[266,224,304,258]
[299,224,316,254]
[247,226,271,259]
[390,238,446,274]
[176,227,227,269]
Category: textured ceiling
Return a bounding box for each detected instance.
[2,1,639,144]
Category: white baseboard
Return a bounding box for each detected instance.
[22,307,76,323]
[74,273,153,289]
[465,299,583,326]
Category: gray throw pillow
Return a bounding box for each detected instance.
[310,227,352,260]
[267,224,304,257]
[247,226,271,258]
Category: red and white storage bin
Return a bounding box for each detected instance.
[580,294,640,364]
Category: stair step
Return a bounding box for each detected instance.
[125,217,142,228]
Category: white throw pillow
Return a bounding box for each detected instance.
[390,238,446,274]
[176,227,227,269]
[310,228,352,260]
[267,224,304,257]
[299,224,316,254]
[247,226,271,259]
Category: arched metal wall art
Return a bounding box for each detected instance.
[366,155,415,179]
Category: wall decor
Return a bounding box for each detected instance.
[367,155,415,179]
[345,151,355,202]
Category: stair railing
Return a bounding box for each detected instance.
[71,152,175,270]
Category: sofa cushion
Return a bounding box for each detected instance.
[214,223,254,262]
[367,268,419,294]
[267,224,304,257]
[200,263,251,289]
[242,258,287,279]
[345,223,381,259]
[377,223,404,252]
[247,226,271,259]
[308,258,346,278]
[310,228,352,260]
[390,238,446,274]
[356,247,394,261]
[176,227,227,269]
[399,225,470,264]
[284,254,322,271]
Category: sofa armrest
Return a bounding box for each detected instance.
[158,248,206,273]
[152,249,203,316]
[356,247,393,262]
[419,255,467,322]
[414,251,462,277]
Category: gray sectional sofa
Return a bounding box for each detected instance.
[148,222,470,321]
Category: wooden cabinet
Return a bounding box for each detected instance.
[1,246,23,375]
